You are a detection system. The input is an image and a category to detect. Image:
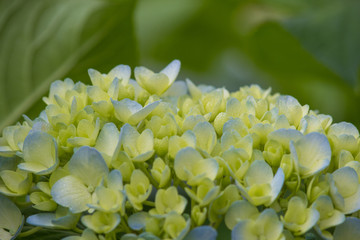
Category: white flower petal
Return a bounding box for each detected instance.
[160,59,181,84]
[108,64,131,85]
[128,100,160,125]
[107,170,123,191]
[245,160,273,186]
[232,220,257,240]
[270,167,285,203]
[51,175,91,213]
[68,147,108,187]
[290,132,331,178]
[193,121,217,154]
[225,200,259,230]
[343,183,360,214]
[112,98,143,123]
[318,210,345,230]
[186,79,202,100]
[255,208,283,240]
[19,131,58,175]
[328,122,359,138]
[95,123,120,165]
[268,128,302,150]
[88,68,103,87]
[174,147,218,184]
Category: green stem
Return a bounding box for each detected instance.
[18,227,42,238]
[191,186,197,210]
[136,162,159,188]
[15,200,33,209]
[212,216,223,230]
[179,181,187,189]
[120,217,131,233]
[143,200,155,207]
[106,231,116,240]
[73,227,83,234]
[174,176,187,189]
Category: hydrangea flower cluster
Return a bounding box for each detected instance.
[1,60,360,240]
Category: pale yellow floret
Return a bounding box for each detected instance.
[150,186,187,215]
[281,194,319,236]
[0,169,32,196]
[163,212,190,239]
[0,123,31,156]
[174,147,218,186]
[150,158,171,187]
[236,160,284,206]
[124,169,152,211]
[18,131,59,175]
[185,178,220,207]
[119,124,155,162]
[231,208,284,240]
[135,60,180,96]
[209,184,241,223]
[81,211,120,234]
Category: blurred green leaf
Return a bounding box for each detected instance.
[283,0,360,86]
[241,21,359,125]
[216,220,231,240]
[151,0,238,72]
[0,0,137,131]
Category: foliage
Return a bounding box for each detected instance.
[0,0,137,130]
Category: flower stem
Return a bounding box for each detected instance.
[136,162,159,188]
[143,200,155,207]
[18,227,42,238]
[120,216,131,233]
[73,227,83,234]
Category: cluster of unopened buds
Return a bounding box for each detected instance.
[1,60,360,240]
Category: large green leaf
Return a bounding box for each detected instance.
[0,0,137,131]
[283,0,360,86]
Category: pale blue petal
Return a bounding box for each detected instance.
[334,217,360,240]
[184,226,217,240]
[107,170,123,191]
[26,213,56,228]
[128,212,148,231]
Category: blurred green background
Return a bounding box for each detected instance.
[1,0,360,132]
